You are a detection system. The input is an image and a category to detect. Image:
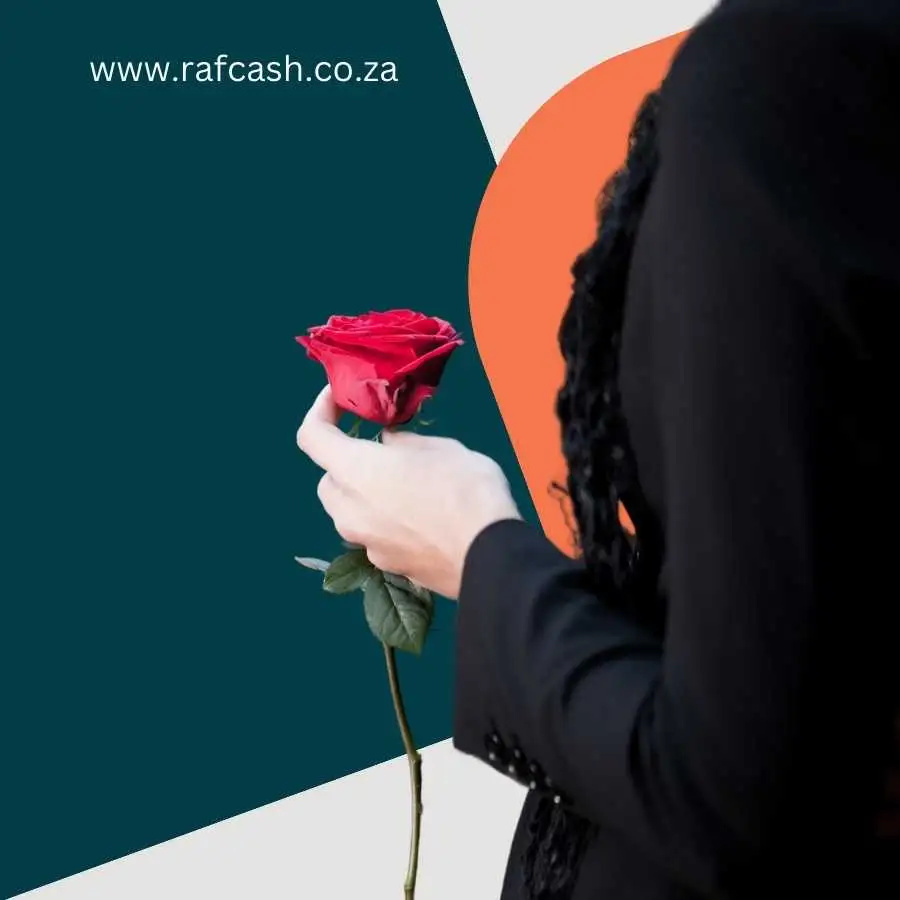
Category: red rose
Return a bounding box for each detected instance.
[296,309,464,426]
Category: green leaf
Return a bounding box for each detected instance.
[323,549,374,594]
[384,572,432,604]
[363,571,434,654]
[346,417,362,438]
[294,557,331,573]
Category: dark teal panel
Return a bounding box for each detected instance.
[3,2,534,896]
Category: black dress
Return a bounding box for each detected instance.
[452,1,900,897]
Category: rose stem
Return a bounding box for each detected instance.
[383,643,422,900]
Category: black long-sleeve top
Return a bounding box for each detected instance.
[453,1,900,897]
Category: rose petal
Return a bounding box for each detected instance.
[297,311,463,425]
[393,336,464,384]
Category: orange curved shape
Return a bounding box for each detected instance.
[469,32,687,555]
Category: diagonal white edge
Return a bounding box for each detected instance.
[13,739,527,900]
[436,0,717,161]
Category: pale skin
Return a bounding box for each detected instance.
[296,385,522,599]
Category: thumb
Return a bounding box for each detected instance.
[381,429,458,451]
[380,428,431,448]
[298,385,379,477]
[381,428,463,450]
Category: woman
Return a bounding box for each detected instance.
[297,0,899,896]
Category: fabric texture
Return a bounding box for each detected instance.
[453,1,900,897]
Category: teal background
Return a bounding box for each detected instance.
[3,2,534,896]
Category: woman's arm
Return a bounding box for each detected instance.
[453,9,898,896]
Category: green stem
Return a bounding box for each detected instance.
[383,643,422,900]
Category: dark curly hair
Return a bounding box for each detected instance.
[521,88,665,900]
[557,87,665,614]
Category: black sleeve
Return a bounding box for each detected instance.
[453,8,899,896]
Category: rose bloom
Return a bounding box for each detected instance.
[296,309,464,426]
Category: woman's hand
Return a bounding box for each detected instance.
[296,386,522,599]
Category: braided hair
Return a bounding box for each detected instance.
[521,88,665,900]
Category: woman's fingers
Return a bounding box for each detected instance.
[316,473,373,546]
[297,385,379,479]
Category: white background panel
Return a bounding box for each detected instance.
[437,0,717,159]
[15,742,525,900]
